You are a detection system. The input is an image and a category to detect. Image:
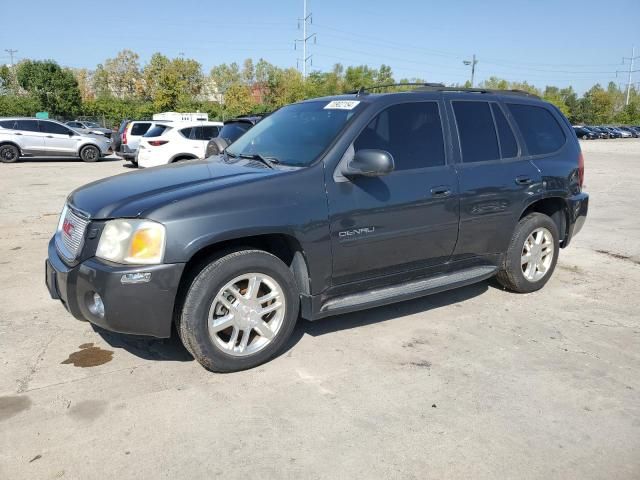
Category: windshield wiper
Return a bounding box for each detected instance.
[238,153,280,169]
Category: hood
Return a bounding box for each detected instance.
[68,158,279,219]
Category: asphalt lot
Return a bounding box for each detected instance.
[1,142,639,479]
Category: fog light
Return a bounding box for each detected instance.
[88,292,105,318]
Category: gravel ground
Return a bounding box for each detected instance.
[0,141,639,479]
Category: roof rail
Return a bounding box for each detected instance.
[351,83,539,99]
[353,82,445,96]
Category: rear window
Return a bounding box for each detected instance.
[180,127,193,138]
[507,104,566,156]
[15,120,39,132]
[453,101,499,163]
[130,122,151,136]
[219,122,252,143]
[0,120,14,129]
[144,125,170,138]
[491,104,518,158]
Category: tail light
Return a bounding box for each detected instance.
[148,140,169,146]
[122,126,128,144]
[578,151,584,188]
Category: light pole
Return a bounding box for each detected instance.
[463,54,478,87]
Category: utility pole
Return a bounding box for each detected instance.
[463,54,478,87]
[295,0,315,79]
[622,46,639,106]
[4,49,17,68]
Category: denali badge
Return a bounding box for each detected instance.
[339,227,375,238]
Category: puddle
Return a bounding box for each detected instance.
[0,395,32,421]
[61,343,114,367]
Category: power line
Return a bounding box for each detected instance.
[294,0,316,79]
[4,49,17,67]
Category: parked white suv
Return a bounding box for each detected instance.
[0,118,112,163]
[137,121,223,168]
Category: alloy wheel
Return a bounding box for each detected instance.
[521,227,555,282]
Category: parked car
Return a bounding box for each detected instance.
[111,119,130,154]
[573,126,597,140]
[600,126,621,138]
[0,118,111,163]
[205,116,264,157]
[610,127,632,138]
[45,86,588,372]
[588,126,610,139]
[65,120,112,138]
[136,120,223,168]
[116,120,158,165]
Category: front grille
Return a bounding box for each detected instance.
[56,206,89,260]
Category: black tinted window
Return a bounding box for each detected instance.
[219,122,251,143]
[453,101,499,163]
[15,120,39,132]
[354,102,445,170]
[130,122,151,136]
[144,125,170,138]
[180,127,193,139]
[0,120,15,129]
[200,126,220,140]
[507,104,566,155]
[491,104,518,158]
[39,121,71,135]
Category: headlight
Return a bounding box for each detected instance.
[96,219,166,265]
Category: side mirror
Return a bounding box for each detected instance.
[342,149,394,178]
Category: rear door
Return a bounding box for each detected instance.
[189,125,221,157]
[12,120,46,155]
[446,97,542,259]
[128,122,152,150]
[39,121,79,155]
[326,100,459,285]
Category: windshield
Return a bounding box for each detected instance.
[84,122,100,128]
[225,100,364,166]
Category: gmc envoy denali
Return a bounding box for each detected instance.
[45,85,588,372]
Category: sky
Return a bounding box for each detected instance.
[1,0,639,94]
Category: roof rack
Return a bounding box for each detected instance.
[352,83,539,99]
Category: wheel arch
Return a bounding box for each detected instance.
[170,153,198,163]
[519,196,570,247]
[179,232,311,298]
[0,141,22,155]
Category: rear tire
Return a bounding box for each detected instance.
[497,213,559,293]
[80,145,100,162]
[177,250,300,372]
[0,144,20,163]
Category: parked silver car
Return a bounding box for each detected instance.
[65,120,112,138]
[0,118,112,163]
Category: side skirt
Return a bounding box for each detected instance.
[301,265,497,320]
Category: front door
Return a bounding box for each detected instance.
[39,121,79,156]
[326,100,460,286]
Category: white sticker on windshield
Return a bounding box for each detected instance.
[324,100,360,110]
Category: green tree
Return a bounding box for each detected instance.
[94,49,142,99]
[16,60,81,116]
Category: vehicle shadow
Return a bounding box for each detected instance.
[279,280,491,358]
[93,280,490,365]
[15,156,121,164]
[93,324,193,362]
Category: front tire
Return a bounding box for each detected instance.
[80,145,100,162]
[0,144,20,163]
[177,250,300,372]
[497,213,559,293]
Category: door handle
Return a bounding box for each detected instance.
[46,135,54,138]
[14,132,22,135]
[430,186,452,197]
[515,176,533,185]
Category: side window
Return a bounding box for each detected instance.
[40,121,72,135]
[491,104,518,158]
[180,127,194,139]
[201,126,220,140]
[507,104,566,155]
[354,102,445,170]
[0,120,15,129]
[453,101,499,163]
[130,122,151,136]
[15,120,39,132]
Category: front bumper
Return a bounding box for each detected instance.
[45,237,185,338]
[563,192,589,247]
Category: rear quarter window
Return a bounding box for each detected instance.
[144,125,170,137]
[507,104,566,156]
[130,123,151,136]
